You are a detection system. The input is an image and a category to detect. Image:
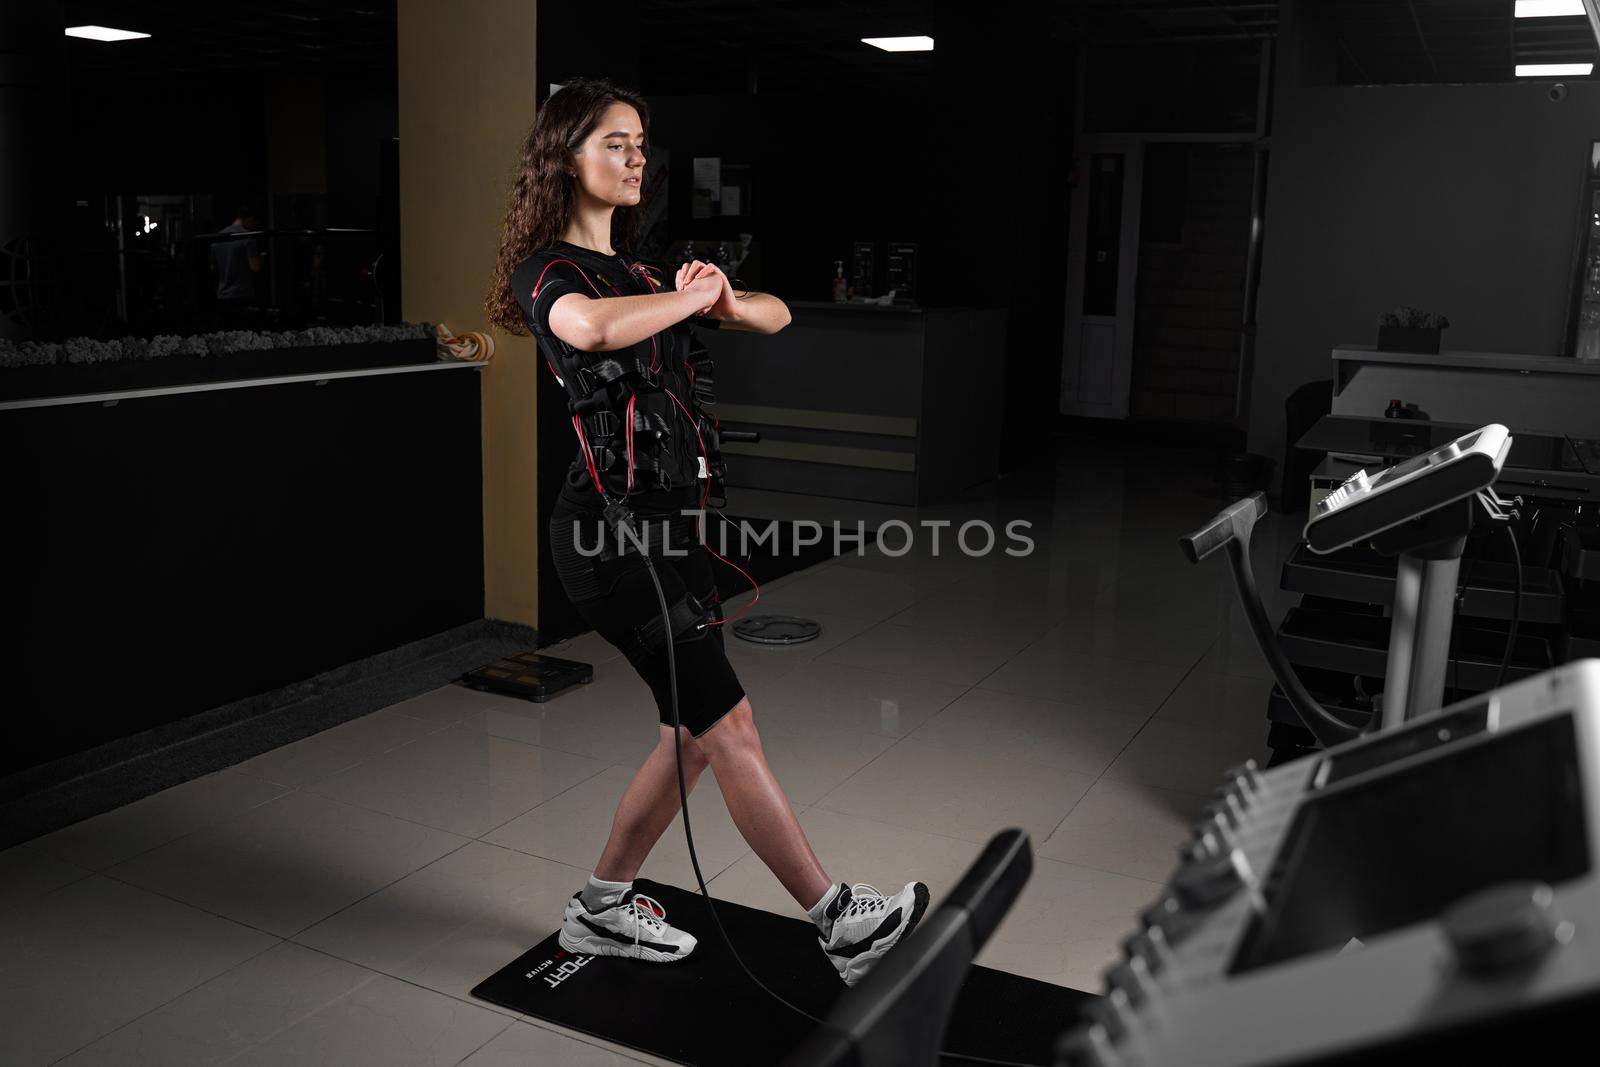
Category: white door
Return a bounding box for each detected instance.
[1061,136,1143,419]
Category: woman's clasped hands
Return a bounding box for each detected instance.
[676,258,741,321]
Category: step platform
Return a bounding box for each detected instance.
[470,878,1094,1066]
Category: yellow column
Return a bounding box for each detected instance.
[398,0,540,627]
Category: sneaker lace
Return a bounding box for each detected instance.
[842,883,891,920]
[623,894,667,948]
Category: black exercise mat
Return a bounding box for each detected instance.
[470,878,1094,1066]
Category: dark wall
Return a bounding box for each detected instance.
[644,90,932,302]
[1085,42,1262,133]
[536,0,641,97]
[49,63,397,339]
[1247,80,1599,466]
[1,361,485,776]
[325,73,401,230]
[1276,0,1339,90]
[64,66,396,229]
[1,0,69,342]
[65,69,267,202]
[926,10,1073,466]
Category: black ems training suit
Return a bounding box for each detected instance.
[514,241,745,736]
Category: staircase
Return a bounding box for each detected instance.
[1129,145,1255,424]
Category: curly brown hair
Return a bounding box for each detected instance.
[486,78,652,335]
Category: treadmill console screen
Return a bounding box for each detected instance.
[1306,423,1510,552]
[1229,714,1590,976]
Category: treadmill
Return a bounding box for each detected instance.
[1182,424,1521,745]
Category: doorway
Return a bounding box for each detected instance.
[1129,142,1256,424]
[1061,137,1264,425]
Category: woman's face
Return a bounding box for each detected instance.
[569,102,646,207]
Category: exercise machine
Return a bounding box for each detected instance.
[1180,423,1514,744]
[1055,658,1600,1066]
[1052,424,1600,1065]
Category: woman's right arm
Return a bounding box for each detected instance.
[549,275,717,352]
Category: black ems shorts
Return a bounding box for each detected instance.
[548,500,746,737]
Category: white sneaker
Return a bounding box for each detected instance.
[558,891,698,963]
[818,881,930,986]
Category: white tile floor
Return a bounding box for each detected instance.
[1,444,1307,1066]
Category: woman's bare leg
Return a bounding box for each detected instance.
[591,724,711,883]
[694,698,833,909]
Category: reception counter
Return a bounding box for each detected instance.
[2,350,487,778]
[700,301,1007,506]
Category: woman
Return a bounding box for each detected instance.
[487,77,926,987]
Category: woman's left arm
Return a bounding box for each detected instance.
[678,261,791,334]
[721,291,792,334]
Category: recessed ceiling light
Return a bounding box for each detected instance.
[1514,1,1586,16]
[861,36,934,53]
[64,25,151,42]
[1516,62,1595,75]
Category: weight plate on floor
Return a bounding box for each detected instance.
[731,614,822,645]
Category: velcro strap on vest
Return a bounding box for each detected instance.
[629,590,710,654]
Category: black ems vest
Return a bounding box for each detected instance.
[516,249,726,506]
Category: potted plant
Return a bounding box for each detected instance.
[1377,306,1450,354]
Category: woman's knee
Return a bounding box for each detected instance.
[658,725,710,772]
[696,697,759,757]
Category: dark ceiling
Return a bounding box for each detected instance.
[60,0,397,74]
[55,1,1599,87]
[1321,0,1598,85]
[631,1,1280,91]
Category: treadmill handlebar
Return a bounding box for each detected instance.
[940,829,1033,948]
[1180,492,1361,749]
[1179,492,1268,565]
[782,830,1034,1067]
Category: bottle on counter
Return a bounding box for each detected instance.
[831,260,847,303]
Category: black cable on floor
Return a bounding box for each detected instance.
[634,542,1048,1067]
